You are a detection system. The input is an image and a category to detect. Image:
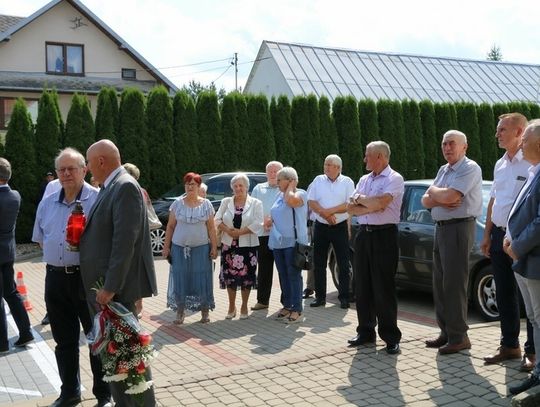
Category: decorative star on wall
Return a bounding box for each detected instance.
[70,17,87,29]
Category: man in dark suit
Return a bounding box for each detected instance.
[0,157,33,354]
[504,119,540,395]
[80,140,158,406]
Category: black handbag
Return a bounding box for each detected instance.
[292,208,313,270]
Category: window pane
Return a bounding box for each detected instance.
[47,45,63,72]
[66,46,83,73]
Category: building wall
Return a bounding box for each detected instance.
[0,1,154,81]
[244,44,292,99]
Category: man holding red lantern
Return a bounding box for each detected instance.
[32,148,111,407]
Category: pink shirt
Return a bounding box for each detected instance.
[353,165,404,225]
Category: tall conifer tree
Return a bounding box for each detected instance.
[196,91,223,173]
[172,91,198,181]
[64,94,95,153]
[117,88,149,187]
[4,99,37,241]
[271,95,295,165]
[146,86,176,197]
[35,91,61,176]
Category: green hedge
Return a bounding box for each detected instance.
[5,85,540,242]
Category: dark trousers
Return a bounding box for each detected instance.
[313,220,350,302]
[256,236,275,305]
[87,298,156,407]
[45,267,110,400]
[0,261,31,349]
[490,226,535,353]
[354,226,401,345]
[433,220,474,344]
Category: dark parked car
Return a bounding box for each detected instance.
[329,180,497,321]
[150,172,267,256]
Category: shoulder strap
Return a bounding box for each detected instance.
[292,207,297,240]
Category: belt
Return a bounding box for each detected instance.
[435,216,475,226]
[494,225,507,232]
[358,224,396,232]
[315,220,347,228]
[46,264,80,274]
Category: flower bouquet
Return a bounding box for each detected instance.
[87,299,157,404]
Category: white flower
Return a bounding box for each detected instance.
[125,380,154,394]
[102,373,128,382]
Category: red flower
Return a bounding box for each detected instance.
[136,361,146,374]
[139,332,152,346]
[107,341,117,354]
[117,365,129,374]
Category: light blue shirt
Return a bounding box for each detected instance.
[32,182,99,266]
[251,181,281,237]
[269,189,308,249]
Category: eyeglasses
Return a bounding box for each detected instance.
[56,167,80,174]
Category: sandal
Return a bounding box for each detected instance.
[174,310,185,325]
[200,309,210,324]
[275,308,290,320]
[285,311,302,324]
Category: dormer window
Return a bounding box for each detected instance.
[46,42,84,75]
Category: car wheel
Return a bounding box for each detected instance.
[150,228,166,257]
[472,266,499,321]
[328,246,355,300]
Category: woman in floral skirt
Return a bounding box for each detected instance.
[215,173,263,320]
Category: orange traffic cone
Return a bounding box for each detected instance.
[16,271,33,311]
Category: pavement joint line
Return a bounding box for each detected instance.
[143,313,248,367]
[5,308,61,394]
[152,325,526,391]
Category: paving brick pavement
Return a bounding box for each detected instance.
[1,256,532,406]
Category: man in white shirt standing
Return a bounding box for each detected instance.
[308,155,355,309]
[482,113,535,370]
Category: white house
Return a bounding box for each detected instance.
[0,0,177,137]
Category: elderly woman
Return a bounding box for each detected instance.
[215,174,263,319]
[269,167,308,323]
[162,172,217,324]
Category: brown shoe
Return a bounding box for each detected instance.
[483,346,521,364]
[520,353,536,372]
[425,336,448,348]
[438,337,471,355]
[251,303,269,311]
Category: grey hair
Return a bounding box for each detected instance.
[266,161,283,170]
[123,163,140,180]
[366,141,391,158]
[200,182,208,193]
[325,154,342,168]
[442,130,468,144]
[277,166,298,182]
[526,119,540,137]
[0,157,12,182]
[230,173,250,189]
[55,147,85,169]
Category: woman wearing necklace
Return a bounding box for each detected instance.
[215,173,263,319]
[162,172,218,324]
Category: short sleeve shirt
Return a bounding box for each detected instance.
[430,156,483,221]
[170,198,214,247]
[354,165,404,225]
[307,174,355,224]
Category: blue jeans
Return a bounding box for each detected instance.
[274,247,303,312]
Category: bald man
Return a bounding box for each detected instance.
[422,130,482,355]
[80,139,158,406]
